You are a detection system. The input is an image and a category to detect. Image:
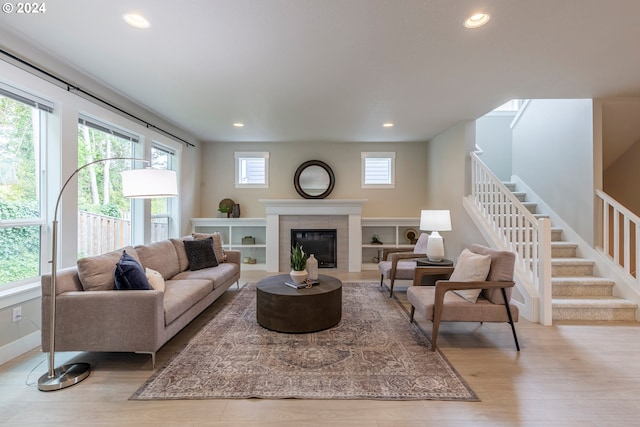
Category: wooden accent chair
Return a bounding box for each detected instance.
[378,232,429,297]
[407,244,520,351]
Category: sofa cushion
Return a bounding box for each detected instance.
[184,238,219,271]
[170,236,194,272]
[172,262,239,288]
[449,248,491,303]
[192,232,226,262]
[77,246,140,291]
[135,240,180,280]
[114,251,151,290]
[145,267,165,292]
[163,279,214,325]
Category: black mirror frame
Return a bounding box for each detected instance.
[293,160,336,199]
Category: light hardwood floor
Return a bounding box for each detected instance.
[1,270,639,426]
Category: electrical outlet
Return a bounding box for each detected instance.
[12,306,22,322]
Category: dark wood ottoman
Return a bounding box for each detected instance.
[256,274,342,333]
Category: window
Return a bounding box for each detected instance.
[0,84,51,288]
[77,116,139,257]
[235,152,269,188]
[361,152,395,188]
[150,143,175,243]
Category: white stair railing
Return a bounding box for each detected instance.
[596,190,640,285]
[470,152,553,324]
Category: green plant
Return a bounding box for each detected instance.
[218,206,230,213]
[290,243,307,271]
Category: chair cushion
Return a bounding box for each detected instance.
[408,286,519,322]
[449,248,491,303]
[378,260,418,279]
[470,244,516,304]
[413,232,429,254]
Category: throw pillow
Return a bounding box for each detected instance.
[184,237,219,271]
[145,267,165,292]
[192,232,226,262]
[114,250,150,290]
[449,248,492,303]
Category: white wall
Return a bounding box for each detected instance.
[512,99,595,244]
[425,122,487,259]
[475,113,515,181]
[200,141,429,219]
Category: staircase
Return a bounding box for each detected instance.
[505,183,637,321]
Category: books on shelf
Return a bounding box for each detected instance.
[284,279,320,289]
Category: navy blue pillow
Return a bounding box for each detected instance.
[114,250,150,290]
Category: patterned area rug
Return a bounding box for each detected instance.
[130,282,478,401]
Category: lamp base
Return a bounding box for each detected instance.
[38,363,90,391]
[426,232,445,262]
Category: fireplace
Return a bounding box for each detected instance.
[291,229,337,268]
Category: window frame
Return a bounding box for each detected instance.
[0,84,50,289]
[361,152,396,188]
[235,151,269,188]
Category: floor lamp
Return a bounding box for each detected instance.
[38,157,178,391]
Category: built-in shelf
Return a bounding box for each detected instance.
[190,214,420,272]
[191,218,266,270]
[361,218,420,270]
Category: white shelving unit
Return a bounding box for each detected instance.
[361,217,420,270]
[191,216,420,272]
[191,218,267,270]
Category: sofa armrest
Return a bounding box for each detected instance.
[224,250,241,265]
[42,290,165,353]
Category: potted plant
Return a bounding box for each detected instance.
[290,243,308,284]
[217,206,230,218]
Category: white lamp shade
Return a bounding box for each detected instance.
[419,210,451,231]
[121,168,178,198]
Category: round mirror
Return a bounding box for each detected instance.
[294,160,335,199]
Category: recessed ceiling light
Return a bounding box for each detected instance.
[122,13,150,29]
[233,123,245,128]
[383,123,394,128]
[464,12,491,29]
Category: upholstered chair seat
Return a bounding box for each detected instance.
[407,244,520,351]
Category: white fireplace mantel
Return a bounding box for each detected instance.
[259,199,367,272]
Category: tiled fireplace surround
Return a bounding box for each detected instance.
[260,199,367,272]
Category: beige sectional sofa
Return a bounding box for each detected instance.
[40,236,240,367]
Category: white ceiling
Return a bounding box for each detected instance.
[1,0,640,144]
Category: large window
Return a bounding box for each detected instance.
[361,152,395,188]
[0,85,51,287]
[77,116,138,257]
[235,151,269,188]
[150,143,175,243]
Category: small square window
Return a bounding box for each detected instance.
[235,152,269,188]
[362,152,395,188]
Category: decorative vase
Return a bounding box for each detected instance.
[307,254,318,280]
[231,204,240,218]
[290,269,308,284]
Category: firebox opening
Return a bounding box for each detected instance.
[291,229,337,268]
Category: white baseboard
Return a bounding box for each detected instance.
[0,331,40,366]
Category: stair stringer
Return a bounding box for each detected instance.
[511,176,640,320]
[463,195,540,323]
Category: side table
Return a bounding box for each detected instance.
[413,258,454,287]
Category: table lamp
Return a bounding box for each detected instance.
[419,210,451,262]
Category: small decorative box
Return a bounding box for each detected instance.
[242,236,255,245]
